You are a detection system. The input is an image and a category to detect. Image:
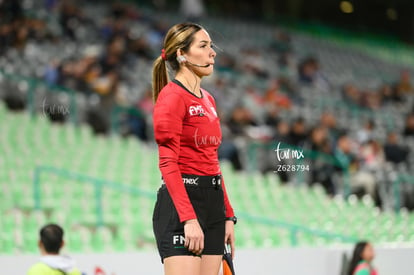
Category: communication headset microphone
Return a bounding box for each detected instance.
[176,55,211,68]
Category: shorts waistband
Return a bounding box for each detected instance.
[182,174,222,188]
[162,174,222,189]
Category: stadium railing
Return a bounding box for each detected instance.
[32,165,357,247]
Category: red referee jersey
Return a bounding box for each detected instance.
[153,80,235,222]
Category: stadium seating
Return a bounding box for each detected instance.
[2,0,414,256]
[1,103,414,254]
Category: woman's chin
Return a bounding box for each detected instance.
[199,68,214,77]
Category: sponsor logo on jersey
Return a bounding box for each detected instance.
[189,105,205,116]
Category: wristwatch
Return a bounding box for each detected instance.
[225,216,237,225]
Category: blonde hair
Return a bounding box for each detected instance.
[152,22,203,102]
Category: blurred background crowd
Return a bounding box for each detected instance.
[2,0,414,211]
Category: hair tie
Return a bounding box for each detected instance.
[161,49,167,61]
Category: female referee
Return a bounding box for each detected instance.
[152,22,236,275]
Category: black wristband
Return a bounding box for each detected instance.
[225,216,237,225]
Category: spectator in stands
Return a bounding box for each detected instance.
[358,139,384,205]
[334,134,355,178]
[59,2,84,40]
[242,86,265,119]
[390,83,405,103]
[128,35,153,60]
[44,59,61,86]
[359,139,385,172]
[278,76,300,103]
[269,29,292,54]
[264,106,280,128]
[227,106,257,136]
[239,48,268,78]
[403,113,414,137]
[307,126,336,195]
[342,83,362,107]
[273,120,291,144]
[0,9,50,54]
[86,107,110,135]
[396,69,413,94]
[27,224,81,275]
[348,241,378,275]
[308,126,328,151]
[219,114,244,171]
[120,88,154,141]
[298,56,329,90]
[121,107,148,141]
[378,84,394,105]
[384,132,409,164]
[218,139,243,171]
[263,78,292,110]
[289,117,308,146]
[298,56,317,85]
[137,88,155,116]
[277,51,296,76]
[355,120,375,144]
[13,20,29,50]
[320,112,342,142]
[362,90,382,110]
[335,133,377,199]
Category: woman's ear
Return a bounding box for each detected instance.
[176,49,187,64]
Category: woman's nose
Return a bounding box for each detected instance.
[210,48,216,58]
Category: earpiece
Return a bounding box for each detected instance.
[176,55,187,64]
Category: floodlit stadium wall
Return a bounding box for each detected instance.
[3,245,413,275]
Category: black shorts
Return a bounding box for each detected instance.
[152,174,226,262]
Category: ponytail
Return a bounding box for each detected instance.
[152,56,168,103]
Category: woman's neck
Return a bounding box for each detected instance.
[175,69,202,97]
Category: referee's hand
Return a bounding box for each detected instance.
[184,219,204,255]
[225,220,235,259]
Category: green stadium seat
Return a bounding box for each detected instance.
[21,228,39,254]
[113,236,126,252]
[90,227,113,252]
[3,107,414,255]
[65,231,84,253]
